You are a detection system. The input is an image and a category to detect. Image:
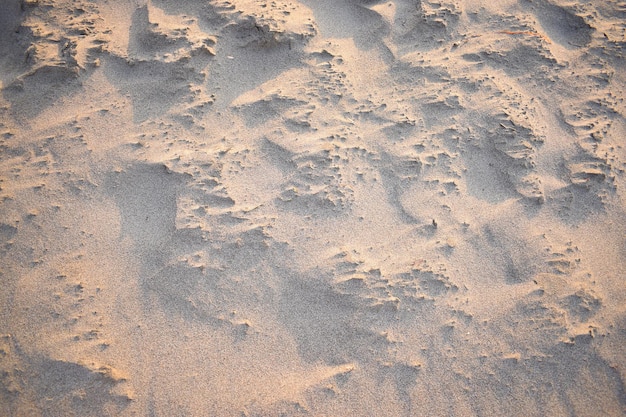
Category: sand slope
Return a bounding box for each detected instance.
[1,0,626,415]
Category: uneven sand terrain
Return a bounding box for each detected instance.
[1,0,626,415]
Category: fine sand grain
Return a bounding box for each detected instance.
[1,0,626,415]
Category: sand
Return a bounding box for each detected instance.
[1,0,625,415]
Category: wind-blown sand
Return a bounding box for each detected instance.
[1,0,625,415]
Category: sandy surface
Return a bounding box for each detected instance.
[1,0,626,415]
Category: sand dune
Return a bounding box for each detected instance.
[1,0,626,415]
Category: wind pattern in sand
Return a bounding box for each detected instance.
[1,0,626,415]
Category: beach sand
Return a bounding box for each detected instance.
[1,0,626,415]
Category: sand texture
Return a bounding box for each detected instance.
[1,0,626,415]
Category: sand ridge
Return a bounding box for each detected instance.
[1,0,626,415]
